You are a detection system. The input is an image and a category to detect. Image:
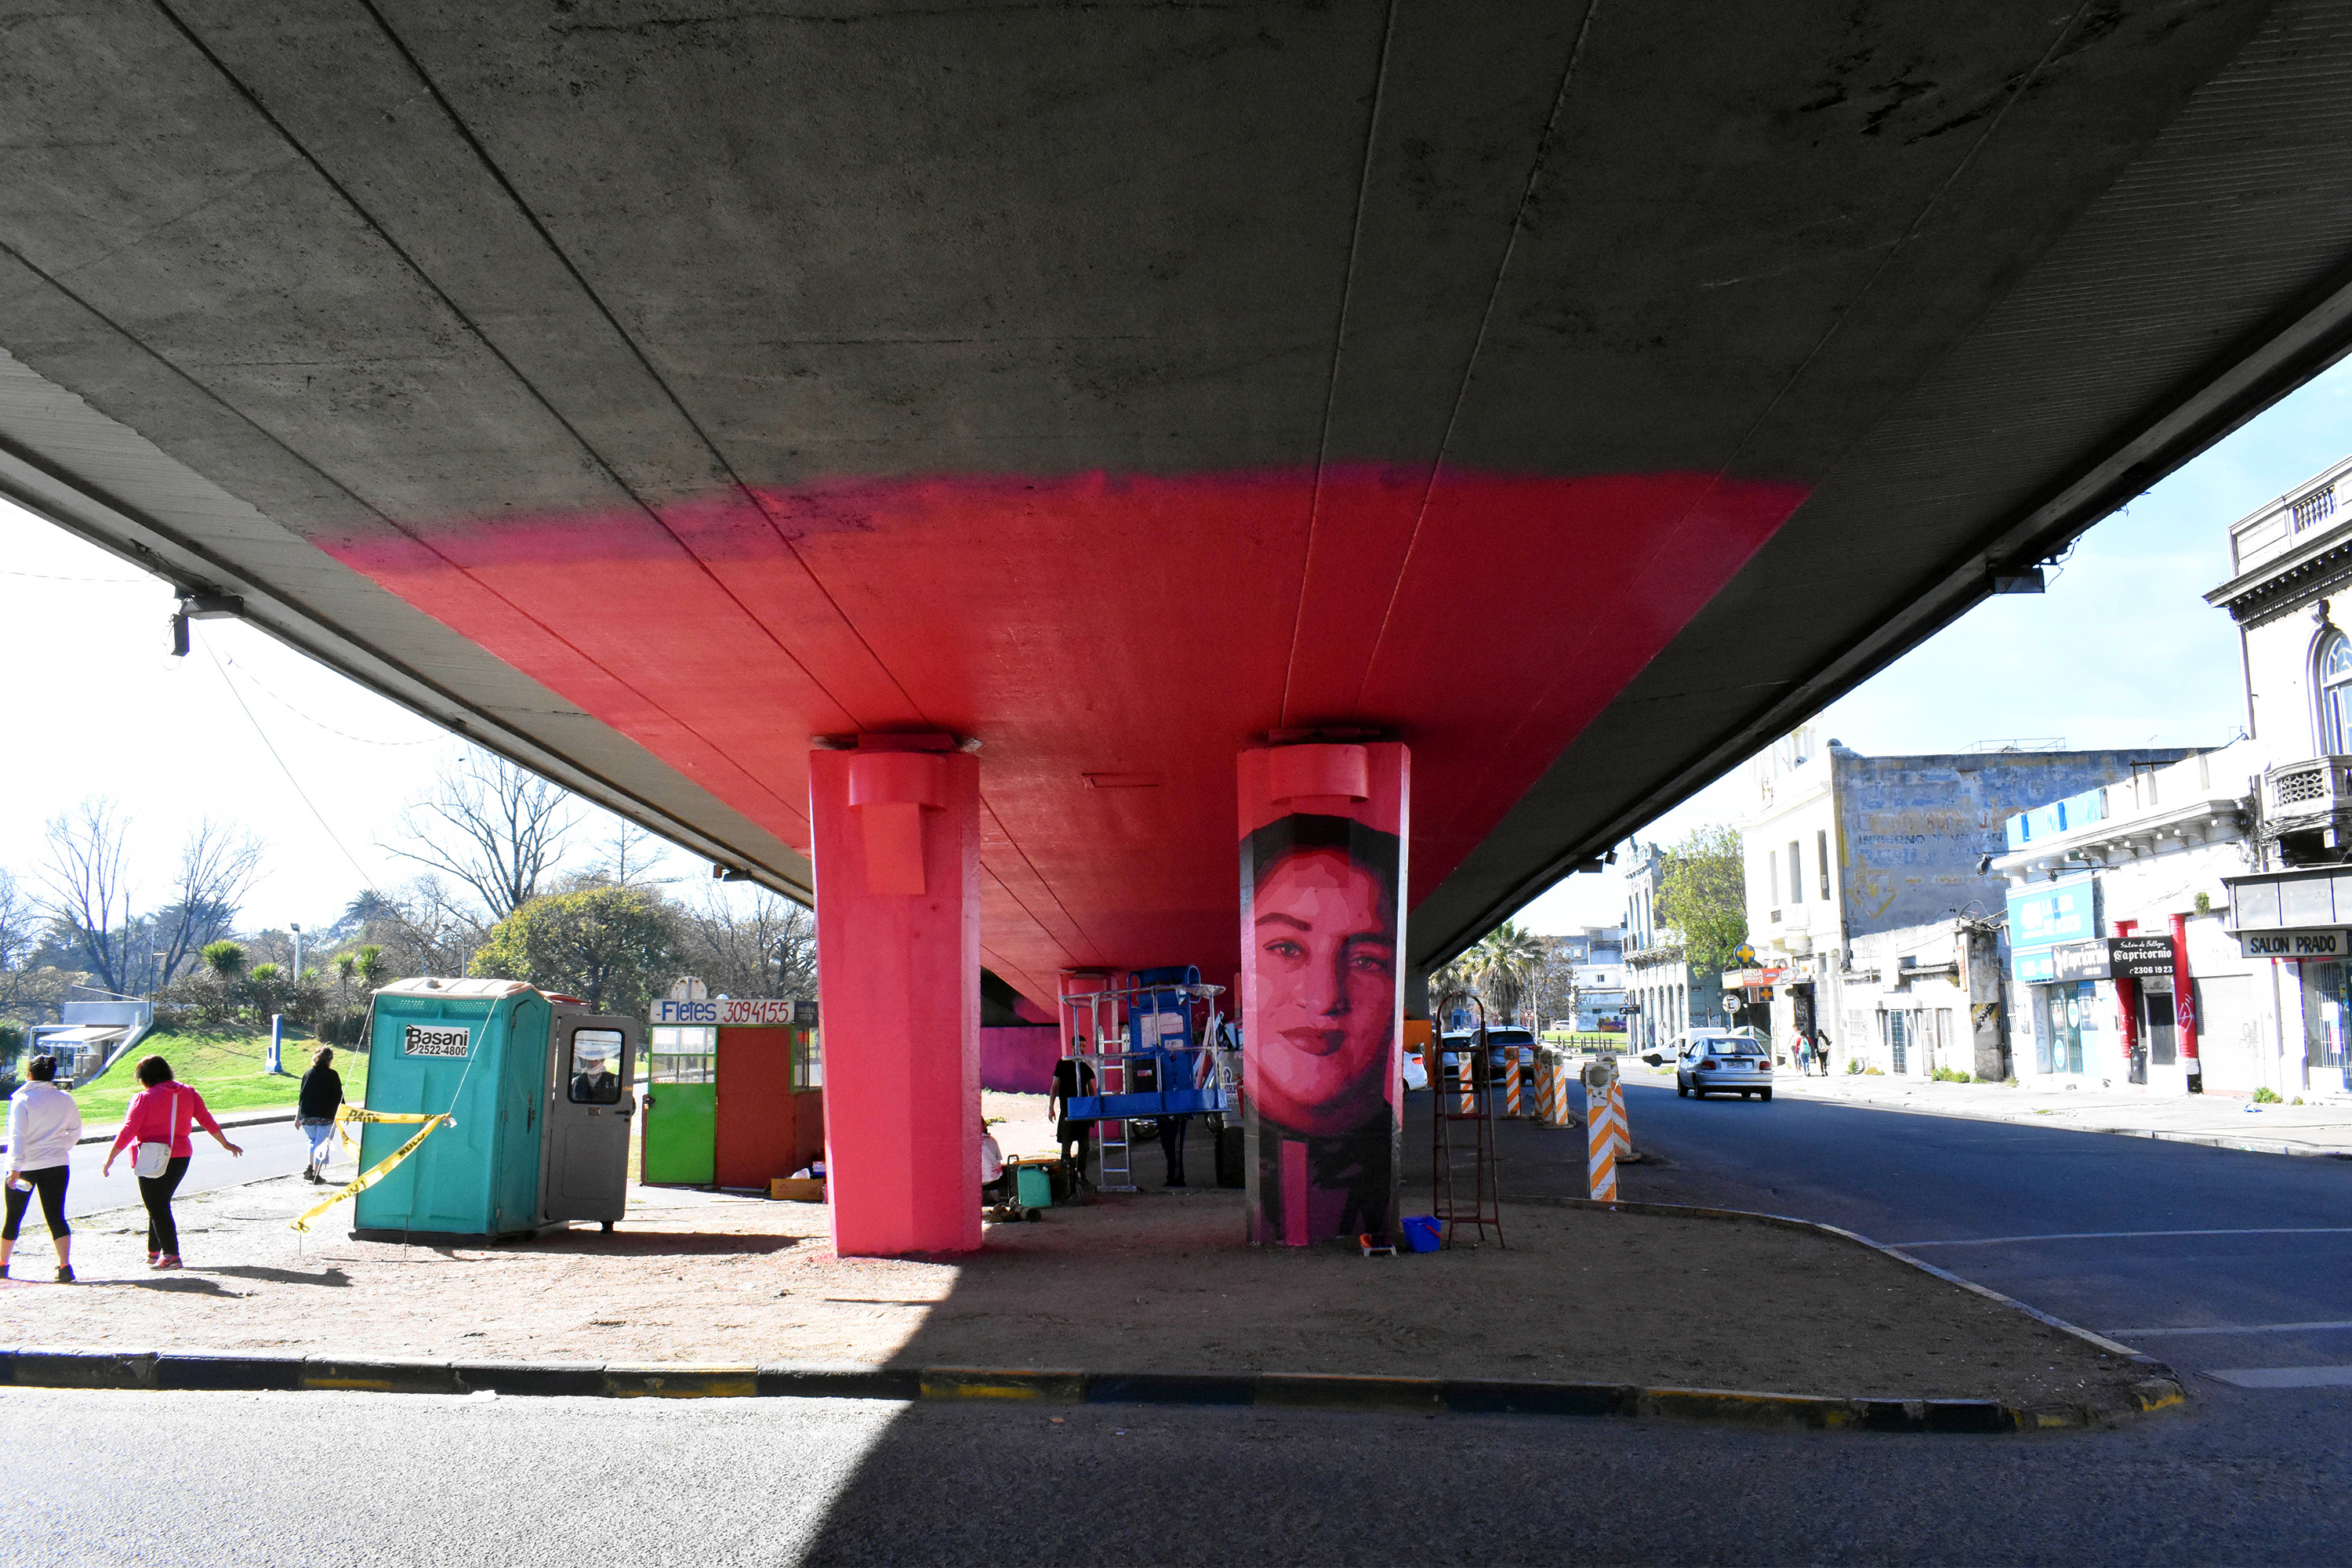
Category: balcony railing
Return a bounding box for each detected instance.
[2263,756,2352,835]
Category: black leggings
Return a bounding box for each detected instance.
[2,1166,69,1240]
[138,1155,191,1255]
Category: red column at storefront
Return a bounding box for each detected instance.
[810,736,982,1258]
[2113,919,2140,1067]
[2171,912,2199,1073]
[1236,740,1410,1247]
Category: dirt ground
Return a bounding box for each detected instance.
[0,1126,2146,1409]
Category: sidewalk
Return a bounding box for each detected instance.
[1727,1068,2352,1156]
[0,1168,2154,1412]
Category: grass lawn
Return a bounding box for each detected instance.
[71,1029,372,1125]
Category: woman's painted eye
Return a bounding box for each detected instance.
[1349,950,1393,975]
[1264,938,1305,960]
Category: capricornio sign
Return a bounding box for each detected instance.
[401,1022,473,1058]
[648,997,808,1026]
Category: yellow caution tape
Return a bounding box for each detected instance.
[289,1112,449,1233]
[330,1103,448,1152]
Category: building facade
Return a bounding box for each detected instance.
[1741,724,2191,1076]
[1991,455,2352,1101]
[1622,840,1720,1051]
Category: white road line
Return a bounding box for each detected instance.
[1886,1228,2352,1248]
[2103,1321,2352,1337]
[2203,1367,2352,1389]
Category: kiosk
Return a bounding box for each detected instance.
[641,996,825,1190]
[352,978,641,1240]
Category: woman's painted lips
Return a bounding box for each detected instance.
[1282,1026,1348,1057]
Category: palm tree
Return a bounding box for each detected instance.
[353,944,386,989]
[333,951,358,1007]
[201,940,245,982]
[1470,920,1548,1029]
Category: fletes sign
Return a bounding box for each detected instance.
[648,997,816,1026]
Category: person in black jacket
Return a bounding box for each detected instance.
[296,1048,344,1185]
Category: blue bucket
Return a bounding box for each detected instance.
[1401,1214,1441,1253]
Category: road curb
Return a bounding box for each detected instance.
[1515,1195,2189,1417]
[0,1345,2176,1431]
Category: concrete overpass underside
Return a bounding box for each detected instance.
[3,1,2350,1003]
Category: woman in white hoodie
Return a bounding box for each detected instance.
[3,1054,82,1283]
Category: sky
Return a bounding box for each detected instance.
[3,353,2350,942]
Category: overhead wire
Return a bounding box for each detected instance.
[217,650,437,748]
[202,637,385,896]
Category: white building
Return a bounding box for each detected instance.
[1991,454,2352,1101]
[1740,724,2189,1077]
[1623,841,1719,1051]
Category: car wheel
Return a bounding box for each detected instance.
[1676,1082,1689,1098]
[1760,1090,1773,1102]
[1739,1090,1751,1099]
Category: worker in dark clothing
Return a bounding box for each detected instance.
[1049,1056,1095,1185]
[1157,1109,1191,1188]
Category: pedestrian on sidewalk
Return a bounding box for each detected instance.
[1813,1028,1834,1076]
[100,1056,242,1269]
[296,1047,344,1184]
[2,1054,82,1283]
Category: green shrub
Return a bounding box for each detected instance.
[2004,1076,2020,1088]
[1932,1065,1973,1083]
[1863,1065,1884,1075]
[1846,1058,1863,1074]
[2252,1085,2283,1105]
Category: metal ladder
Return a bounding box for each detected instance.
[1431,998,1506,1248]
[1094,1035,1136,1192]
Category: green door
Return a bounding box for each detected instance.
[642,1024,717,1185]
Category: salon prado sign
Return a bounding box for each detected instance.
[648,996,815,1026]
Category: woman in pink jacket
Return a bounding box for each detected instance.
[101,1056,241,1269]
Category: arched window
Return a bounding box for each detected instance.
[2321,631,2352,753]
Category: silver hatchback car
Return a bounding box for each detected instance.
[1675,1032,1773,1101]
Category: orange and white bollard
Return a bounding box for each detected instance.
[1607,1069,1631,1157]
[1504,1050,1523,1117]
[1584,1058,1624,1201]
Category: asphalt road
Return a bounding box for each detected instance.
[1,1383,2346,1566]
[57,1120,313,1221]
[1584,1079,2352,1389]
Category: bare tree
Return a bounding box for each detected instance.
[151,819,264,989]
[595,820,671,888]
[385,752,575,920]
[38,798,135,995]
[673,888,815,997]
[365,875,489,980]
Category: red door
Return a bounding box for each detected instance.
[713,1026,805,1189]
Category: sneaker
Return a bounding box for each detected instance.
[54,1265,73,1284]
[155,1255,183,1270]
[146,1251,162,1269]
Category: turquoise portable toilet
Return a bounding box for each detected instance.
[353,978,640,1241]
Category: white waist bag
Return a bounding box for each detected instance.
[132,1086,188,1179]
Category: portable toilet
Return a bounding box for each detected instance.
[642,1000,825,1189]
[353,978,641,1241]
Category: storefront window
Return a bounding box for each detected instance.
[2302,962,2350,1080]
[2041,984,2094,1075]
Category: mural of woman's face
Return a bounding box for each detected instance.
[1252,845,1396,1133]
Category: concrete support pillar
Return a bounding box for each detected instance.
[1236,740,1410,1247]
[810,737,982,1257]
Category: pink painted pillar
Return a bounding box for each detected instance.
[1237,741,1410,1247]
[811,737,982,1256]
